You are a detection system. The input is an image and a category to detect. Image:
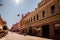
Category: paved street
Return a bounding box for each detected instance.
[0,31,53,40]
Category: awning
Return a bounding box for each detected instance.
[55,24,60,27]
[37,28,41,31]
[55,24,60,29]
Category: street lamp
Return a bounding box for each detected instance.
[0,3,2,6]
[0,0,3,6]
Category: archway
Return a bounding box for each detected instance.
[3,26,8,30]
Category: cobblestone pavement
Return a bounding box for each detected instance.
[0,31,53,40]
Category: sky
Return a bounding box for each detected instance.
[0,0,41,29]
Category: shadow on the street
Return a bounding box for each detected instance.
[0,32,8,39]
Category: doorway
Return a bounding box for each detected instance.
[28,27,32,35]
[42,24,49,38]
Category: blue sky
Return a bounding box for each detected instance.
[0,0,41,29]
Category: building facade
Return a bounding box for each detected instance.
[25,0,60,38]
[18,16,26,33]
[18,13,31,34]
[11,23,19,32]
[0,15,7,30]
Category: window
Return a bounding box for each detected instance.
[51,5,55,14]
[25,21,27,24]
[36,14,39,20]
[31,17,32,22]
[26,20,28,24]
[42,11,45,17]
[34,16,35,21]
[29,19,30,23]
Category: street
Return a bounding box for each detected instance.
[0,31,53,40]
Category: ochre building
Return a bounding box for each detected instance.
[0,15,7,29]
[18,13,31,34]
[25,0,60,38]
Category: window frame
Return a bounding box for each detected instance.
[51,5,56,14]
[42,10,45,17]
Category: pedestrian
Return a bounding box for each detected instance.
[24,33,26,36]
